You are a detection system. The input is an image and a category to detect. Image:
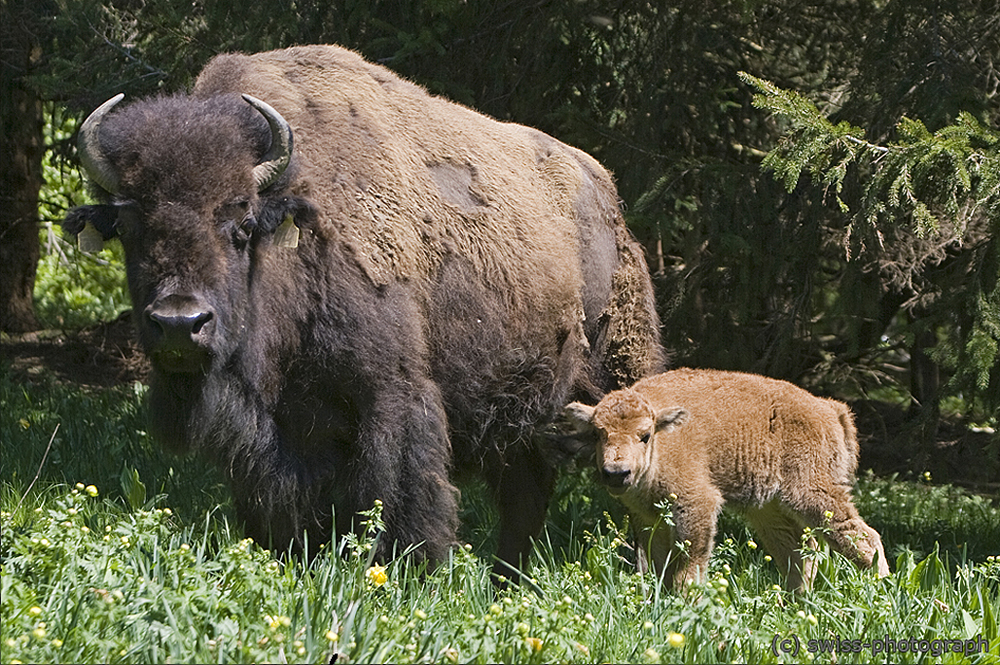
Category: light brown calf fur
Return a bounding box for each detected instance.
[565,368,890,591]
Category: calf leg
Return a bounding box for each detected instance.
[670,494,724,590]
[792,485,890,577]
[632,518,681,586]
[742,499,816,592]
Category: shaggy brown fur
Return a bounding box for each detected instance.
[63,45,664,576]
[565,368,889,592]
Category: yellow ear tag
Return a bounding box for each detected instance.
[273,214,299,248]
[78,222,105,253]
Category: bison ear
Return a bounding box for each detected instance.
[63,205,120,251]
[655,406,688,433]
[257,196,318,237]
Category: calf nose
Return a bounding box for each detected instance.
[146,294,214,348]
[601,466,631,488]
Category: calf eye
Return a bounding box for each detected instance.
[639,432,651,444]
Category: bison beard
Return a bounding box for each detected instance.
[65,44,664,577]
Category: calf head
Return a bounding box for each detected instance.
[63,93,313,375]
[565,392,688,494]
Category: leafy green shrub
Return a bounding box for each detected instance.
[33,233,130,330]
[33,105,130,331]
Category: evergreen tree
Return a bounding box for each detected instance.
[742,72,999,427]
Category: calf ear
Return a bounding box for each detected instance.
[655,406,689,433]
[537,402,599,466]
[563,402,596,429]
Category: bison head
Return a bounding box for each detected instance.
[564,394,688,494]
[64,93,307,375]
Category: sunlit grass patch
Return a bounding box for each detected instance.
[2,368,998,664]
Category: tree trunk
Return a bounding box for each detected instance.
[0,1,43,333]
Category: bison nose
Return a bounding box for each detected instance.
[148,301,213,343]
[145,295,215,372]
[150,308,213,341]
[601,466,631,489]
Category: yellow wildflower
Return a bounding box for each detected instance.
[366,564,388,587]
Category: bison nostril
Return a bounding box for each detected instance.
[149,309,213,337]
[146,295,214,347]
[602,466,631,487]
[190,310,213,334]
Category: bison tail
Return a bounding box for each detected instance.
[597,229,667,388]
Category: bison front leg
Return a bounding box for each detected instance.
[488,445,556,584]
[352,388,460,566]
[631,517,681,587]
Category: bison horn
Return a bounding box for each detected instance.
[78,93,124,194]
[242,94,293,191]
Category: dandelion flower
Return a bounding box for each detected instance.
[85,485,99,497]
[668,632,685,648]
[325,630,339,642]
[27,606,42,617]
[525,637,543,652]
[366,564,388,587]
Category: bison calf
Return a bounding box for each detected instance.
[565,368,889,592]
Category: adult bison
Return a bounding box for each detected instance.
[64,45,664,575]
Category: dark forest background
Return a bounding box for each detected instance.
[2,0,997,486]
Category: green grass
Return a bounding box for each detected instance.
[2,366,999,664]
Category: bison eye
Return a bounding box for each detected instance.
[639,432,651,444]
[234,214,257,246]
